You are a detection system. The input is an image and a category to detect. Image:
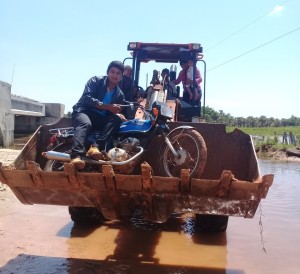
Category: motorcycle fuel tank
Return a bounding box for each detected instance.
[118,119,152,134]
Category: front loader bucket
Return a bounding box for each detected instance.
[0,118,273,223]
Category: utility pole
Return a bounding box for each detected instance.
[11,64,15,86]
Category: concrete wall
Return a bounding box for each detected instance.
[14,116,61,134]
[11,94,45,115]
[14,103,65,134]
[0,81,14,147]
[0,80,66,145]
[45,103,65,118]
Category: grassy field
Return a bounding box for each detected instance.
[227,126,300,149]
[227,126,300,137]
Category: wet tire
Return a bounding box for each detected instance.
[44,143,105,225]
[68,207,105,225]
[195,214,229,232]
[158,129,207,178]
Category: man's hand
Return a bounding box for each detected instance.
[107,104,122,114]
[137,97,144,103]
[98,104,122,114]
[116,113,127,122]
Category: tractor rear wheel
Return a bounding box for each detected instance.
[44,143,105,226]
[68,207,105,225]
[195,214,229,232]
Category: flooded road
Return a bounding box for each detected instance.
[1,160,300,274]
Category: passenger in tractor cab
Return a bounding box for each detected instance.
[119,65,144,118]
[161,68,177,100]
[150,69,160,86]
[172,59,202,105]
[119,65,138,119]
[119,65,133,101]
[70,60,126,169]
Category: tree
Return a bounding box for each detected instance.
[65,111,72,118]
[201,105,300,128]
[203,106,219,122]
[258,116,267,127]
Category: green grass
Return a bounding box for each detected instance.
[227,126,300,136]
[227,126,300,150]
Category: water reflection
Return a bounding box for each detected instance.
[1,160,299,273]
[65,213,232,274]
[0,253,244,274]
[259,159,300,176]
[226,160,300,274]
[63,160,300,273]
[259,160,300,216]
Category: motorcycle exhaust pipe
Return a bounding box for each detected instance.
[42,146,144,165]
[42,151,71,162]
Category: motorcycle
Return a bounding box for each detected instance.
[43,101,207,178]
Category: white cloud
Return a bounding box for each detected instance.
[270,5,284,15]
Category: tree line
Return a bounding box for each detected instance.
[203,106,300,127]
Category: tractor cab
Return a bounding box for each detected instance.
[124,42,206,122]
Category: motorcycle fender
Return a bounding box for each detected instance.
[167,125,194,136]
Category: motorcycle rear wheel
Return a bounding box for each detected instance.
[44,142,72,172]
[158,128,207,178]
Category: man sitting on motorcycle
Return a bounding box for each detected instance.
[70,60,126,169]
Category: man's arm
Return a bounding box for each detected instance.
[195,68,202,86]
[95,86,125,114]
[80,76,104,108]
[173,70,183,85]
[96,104,122,114]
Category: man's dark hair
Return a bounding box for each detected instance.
[107,60,124,74]
[179,59,188,65]
[162,68,169,75]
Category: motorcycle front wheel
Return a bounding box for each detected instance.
[158,128,207,178]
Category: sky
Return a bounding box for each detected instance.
[1,0,299,119]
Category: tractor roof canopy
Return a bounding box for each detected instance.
[127,42,203,63]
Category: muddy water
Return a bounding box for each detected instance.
[0,160,299,274]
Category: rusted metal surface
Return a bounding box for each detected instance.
[0,118,274,223]
[216,170,237,198]
[168,122,259,181]
[1,159,273,222]
[10,118,259,180]
[180,169,190,194]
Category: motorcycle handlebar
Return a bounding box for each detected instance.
[121,100,152,120]
[121,101,144,109]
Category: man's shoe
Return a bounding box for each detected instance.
[70,157,85,169]
[86,145,103,160]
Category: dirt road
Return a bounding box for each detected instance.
[0,149,20,191]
